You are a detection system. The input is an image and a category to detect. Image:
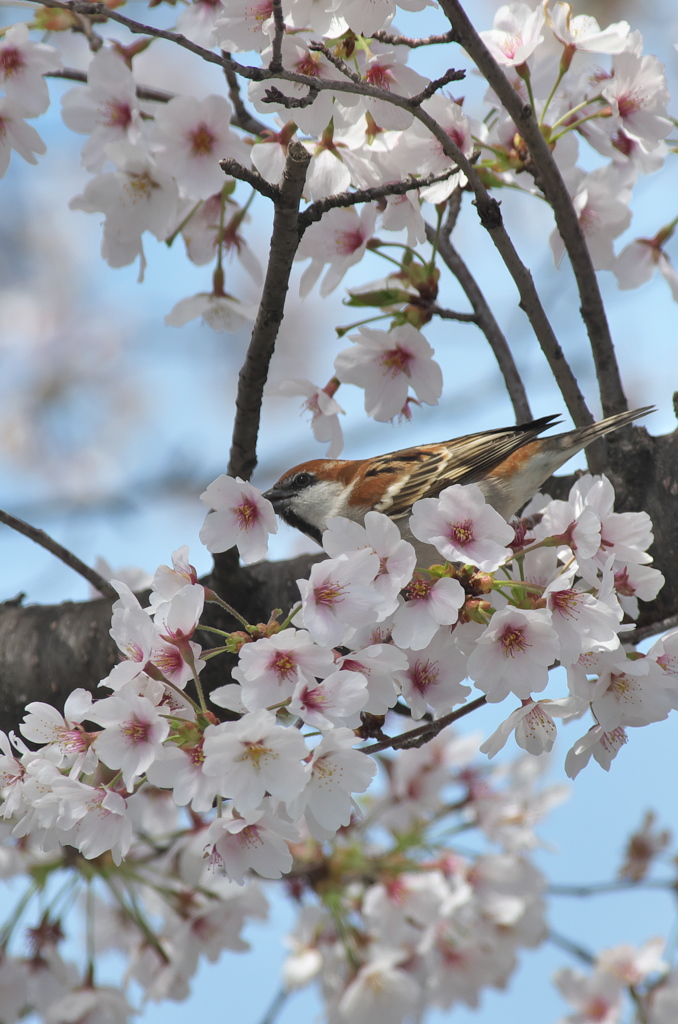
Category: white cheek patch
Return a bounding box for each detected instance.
[293,480,347,532]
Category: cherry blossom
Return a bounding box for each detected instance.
[151,95,248,200]
[61,48,142,171]
[480,697,584,757]
[410,483,515,571]
[551,164,633,270]
[69,143,179,277]
[202,709,308,811]
[391,575,465,650]
[0,98,46,177]
[233,628,335,710]
[395,632,471,719]
[91,692,170,787]
[297,548,382,648]
[176,0,224,47]
[564,722,628,778]
[288,728,377,837]
[0,22,62,116]
[548,3,631,55]
[289,667,368,729]
[614,232,678,301]
[468,607,560,703]
[479,3,546,67]
[200,475,278,563]
[269,378,346,457]
[322,511,417,616]
[334,324,443,422]
[296,204,377,298]
[212,0,275,53]
[205,802,299,883]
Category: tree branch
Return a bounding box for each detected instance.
[361,696,488,754]
[371,29,459,48]
[0,509,117,600]
[426,215,532,422]
[227,141,311,482]
[219,158,280,201]
[298,169,460,233]
[438,0,628,419]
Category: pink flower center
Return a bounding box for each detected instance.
[498,33,521,59]
[584,997,613,1021]
[123,717,151,744]
[188,743,205,766]
[313,581,345,608]
[298,683,327,712]
[153,645,183,676]
[500,626,529,657]
[123,640,145,663]
[295,53,321,77]
[189,122,217,156]
[611,129,635,157]
[446,126,466,149]
[550,588,580,618]
[233,499,260,531]
[252,0,273,23]
[410,658,438,694]
[617,91,641,118]
[405,577,432,602]
[448,519,474,546]
[379,344,412,378]
[336,227,365,255]
[102,100,133,130]
[0,47,24,78]
[365,64,394,90]
[272,652,296,679]
[613,567,635,596]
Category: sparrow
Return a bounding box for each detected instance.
[263,407,653,547]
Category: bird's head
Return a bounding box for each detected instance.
[263,459,371,545]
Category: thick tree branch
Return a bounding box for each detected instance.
[438,0,628,419]
[227,141,311,482]
[0,509,117,600]
[219,158,280,201]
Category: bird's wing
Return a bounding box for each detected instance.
[372,416,560,519]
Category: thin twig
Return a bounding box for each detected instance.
[227,141,311,482]
[409,67,466,106]
[298,169,460,233]
[548,929,596,965]
[221,53,269,136]
[269,0,285,72]
[549,879,676,897]
[437,0,628,422]
[47,67,173,103]
[361,695,487,755]
[263,83,320,109]
[371,29,459,48]
[219,158,280,201]
[0,509,118,600]
[429,305,478,323]
[426,217,532,422]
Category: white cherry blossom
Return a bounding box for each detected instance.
[205,802,298,883]
[395,632,471,719]
[296,204,377,298]
[0,98,46,177]
[410,483,515,571]
[269,378,345,457]
[468,607,560,702]
[297,548,382,648]
[91,692,170,787]
[391,575,465,651]
[334,324,443,422]
[200,475,277,563]
[479,3,545,67]
[0,22,62,116]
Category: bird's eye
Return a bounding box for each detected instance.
[293,472,314,489]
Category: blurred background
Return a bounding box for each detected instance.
[2,0,678,1021]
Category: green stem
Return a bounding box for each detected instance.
[549,94,604,132]
[279,602,302,630]
[540,65,567,125]
[165,199,204,247]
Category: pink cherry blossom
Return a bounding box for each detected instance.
[200,475,278,563]
[202,709,308,811]
[0,98,46,177]
[288,728,377,838]
[395,632,471,719]
[479,3,545,67]
[334,324,442,422]
[297,548,382,648]
[410,483,515,571]
[269,378,346,457]
[61,48,142,171]
[289,668,368,729]
[480,697,585,758]
[212,0,275,53]
[297,204,377,298]
[205,802,298,883]
[468,607,560,702]
[548,3,631,54]
[0,22,62,116]
[323,511,416,617]
[391,575,465,650]
[91,692,170,787]
[233,628,335,710]
[564,722,628,778]
[152,95,248,200]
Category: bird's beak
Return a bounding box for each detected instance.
[262,486,289,509]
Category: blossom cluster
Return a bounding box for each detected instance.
[0,0,674,451]
[1,469,674,1021]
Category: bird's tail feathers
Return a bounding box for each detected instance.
[559,405,654,448]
